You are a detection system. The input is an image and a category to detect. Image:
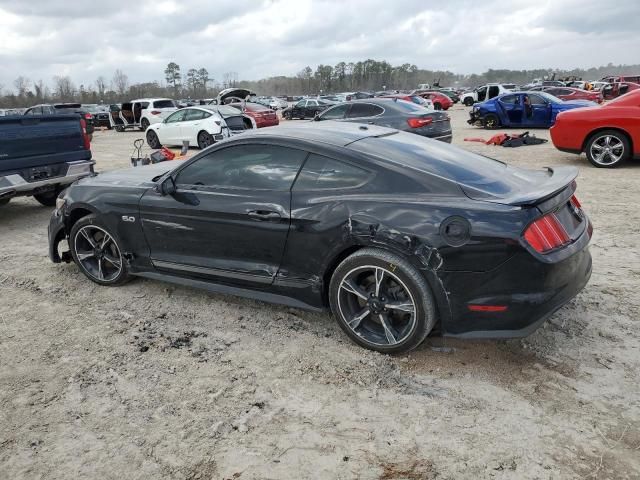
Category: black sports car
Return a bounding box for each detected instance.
[49,122,592,353]
[282,99,334,119]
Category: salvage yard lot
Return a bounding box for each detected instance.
[1,105,639,479]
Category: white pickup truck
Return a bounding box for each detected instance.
[461,84,517,106]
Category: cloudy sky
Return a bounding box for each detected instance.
[0,0,638,92]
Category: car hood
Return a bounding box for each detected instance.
[75,161,186,188]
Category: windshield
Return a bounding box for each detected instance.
[153,100,177,108]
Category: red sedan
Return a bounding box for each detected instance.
[232,102,279,128]
[543,86,603,104]
[416,92,453,110]
[601,82,640,100]
[550,90,640,168]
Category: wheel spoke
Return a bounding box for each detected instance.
[591,143,604,151]
[348,307,370,329]
[103,254,121,269]
[604,136,611,146]
[378,314,397,345]
[385,300,415,314]
[341,279,369,301]
[76,251,95,261]
[97,258,104,280]
[374,268,384,296]
[80,229,97,248]
[100,233,112,250]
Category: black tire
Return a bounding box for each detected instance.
[463,97,474,106]
[283,111,291,120]
[140,118,150,131]
[197,131,215,149]
[585,129,630,168]
[115,125,124,132]
[434,102,442,110]
[69,214,131,286]
[146,129,161,149]
[0,198,10,207]
[33,189,61,207]
[483,113,500,129]
[329,248,436,354]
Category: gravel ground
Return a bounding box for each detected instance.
[1,105,639,480]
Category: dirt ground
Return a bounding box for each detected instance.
[1,105,639,480]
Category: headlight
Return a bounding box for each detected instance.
[55,197,66,210]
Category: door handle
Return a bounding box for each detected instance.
[247,210,281,220]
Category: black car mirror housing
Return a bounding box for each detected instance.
[156,175,176,196]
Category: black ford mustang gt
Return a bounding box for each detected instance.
[49,122,592,354]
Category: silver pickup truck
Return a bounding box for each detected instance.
[0,114,94,206]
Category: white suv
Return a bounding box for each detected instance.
[110,98,178,131]
[461,84,517,106]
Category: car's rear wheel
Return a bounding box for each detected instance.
[115,125,124,132]
[483,113,500,129]
[329,248,436,354]
[70,214,130,286]
[197,131,215,149]
[585,130,630,168]
[463,97,474,106]
[433,102,442,110]
[140,118,150,131]
[33,189,61,207]
[146,129,161,149]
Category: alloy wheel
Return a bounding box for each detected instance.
[337,265,416,346]
[74,225,123,282]
[590,135,624,166]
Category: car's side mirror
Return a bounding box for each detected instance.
[156,175,176,196]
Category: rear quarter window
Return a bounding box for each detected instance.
[293,154,372,190]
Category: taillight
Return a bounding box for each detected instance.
[151,110,162,115]
[524,213,570,253]
[570,194,581,208]
[407,117,433,128]
[79,118,91,148]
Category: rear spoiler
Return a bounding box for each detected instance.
[460,166,578,208]
[506,166,577,206]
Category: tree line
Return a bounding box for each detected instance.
[1,60,639,108]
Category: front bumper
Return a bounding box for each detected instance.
[0,160,94,199]
[467,110,481,125]
[48,207,69,263]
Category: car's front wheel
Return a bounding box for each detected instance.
[585,130,630,168]
[463,97,474,106]
[483,113,500,129]
[146,129,161,149]
[329,248,436,354]
[70,215,130,286]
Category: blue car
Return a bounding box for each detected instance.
[468,91,596,129]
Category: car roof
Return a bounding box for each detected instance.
[239,120,397,147]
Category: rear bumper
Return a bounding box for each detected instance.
[0,160,94,198]
[442,227,593,338]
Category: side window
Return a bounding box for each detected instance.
[488,86,500,97]
[176,145,307,190]
[529,94,547,105]
[293,154,371,190]
[139,102,150,110]
[347,103,383,118]
[500,95,519,105]
[184,109,206,121]
[307,100,318,107]
[166,110,187,123]
[295,100,305,108]
[318,104,350,120]
[25,107,37,115]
